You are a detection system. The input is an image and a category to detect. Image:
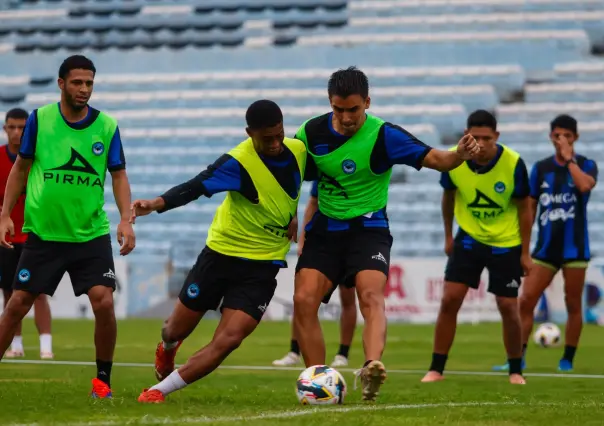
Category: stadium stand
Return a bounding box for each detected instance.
[1,0,604,264]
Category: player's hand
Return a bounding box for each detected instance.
[288,216,298,243]
[456,134,480,160]
[130,199,158,224]
[521,253,533,277]
[297,233,305,256]
[553,134,574,162]
[117,219,136,256]
[444,236,454,257]
[0,216,15,249]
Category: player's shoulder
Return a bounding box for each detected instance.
[93,107,117,124]
[575,153,597,167]
[284,137,306,154]
[533,155,556,173]
[302,113,331,131]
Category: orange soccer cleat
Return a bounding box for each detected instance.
[138,388,165,403]
[91,378,113,399]
[154,341,182,381]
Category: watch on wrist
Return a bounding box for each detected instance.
[565,158,576,167]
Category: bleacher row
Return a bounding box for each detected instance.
[0,0,603,261]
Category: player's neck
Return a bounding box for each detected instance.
[7,143,19,155]
[59,100,88,123]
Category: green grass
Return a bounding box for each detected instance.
[1,319,604,425]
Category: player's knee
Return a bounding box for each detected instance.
[90,290,114,314]
[440,294,463,315]
[4,291,35,318]
[565,295,582,315]
[293,289,320,313]
[357,288,383,312]
[496,297,519,319]
[213,328,245,353]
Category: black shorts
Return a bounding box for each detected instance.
[178,246,280,322]
[12,233,116,297]
[295,227,393,303]
[445,231,523,298]
[0,243,24,291]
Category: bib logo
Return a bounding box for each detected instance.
[467,189,503,219]
[92,142,104,156]
[494,181,506,193]
[263,214,293,239]
[43,148,102,188]
[341,159,356,175]
[318,174,348,199]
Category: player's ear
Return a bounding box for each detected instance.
[494,131,500,140]
[365,96,371,109]
[57,78,65,91]
[245,127,252,138]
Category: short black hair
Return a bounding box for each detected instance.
[467,109,497,131]
[245,100,283,130]
[5,108,28,122]
[58,55,96,80]
[550,114,577,134]
[328,66,369,99]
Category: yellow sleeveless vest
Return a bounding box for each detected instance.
[206,137,307,261]
[448,145,521,247]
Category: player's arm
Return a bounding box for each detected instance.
[439,172,456,255]
[512,158,532,260]
[422,134,479,172]
[528,163,540,225]
[297,182,319,255]
[567,159,597,193]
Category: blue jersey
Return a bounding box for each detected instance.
[530,155,598,263]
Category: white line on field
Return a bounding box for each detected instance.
[9,401,524,426]
[3,359,604,379]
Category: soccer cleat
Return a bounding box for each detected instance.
[138,388,165,403]
[492,359,526,372]
[40,351,54,360]
[331,354,348,368]
[509,373,526,385]
[558,359,573,372]
[421,371,444,383]
[355,360,387,401]
[4,349,25,358]
[272,352,301,367]
[91,378,113,399]
[155,341,182,381]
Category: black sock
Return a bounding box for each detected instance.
[522,343,527,357]
[563,345,577,362]
[363,359,372,368]
[429,353,448,375]
[290,339,300,355]
[337,344,350,359]
[96,359,113,387]
[508,358,523,375]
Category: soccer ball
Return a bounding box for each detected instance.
[533,322,561,347]
[296,365,347,405]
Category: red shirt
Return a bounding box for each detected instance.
[0,145,27,243]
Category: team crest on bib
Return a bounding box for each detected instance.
[341,159,356,174]
[494,181,506,193]
[92,142,104,156]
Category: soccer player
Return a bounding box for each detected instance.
[273,182,357,368]
[421,110,531,385]
[0,55,135,399]
[134,100,307,403]
[494,115,597,372]
[1,108,53,359]
[292,66,480,401]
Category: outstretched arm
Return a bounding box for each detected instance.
[422,134,479,172]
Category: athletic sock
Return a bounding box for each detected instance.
[39,334,52,353]
[96,359,113,387]
[162,340,179,350]
[429,353,448,375]
[508,358,523,375]
[337,344,350,359]
[363,360,373,368]
[290,339,300,355]
[150,370,188,396]
[562,345,577,362]
[11,336,23,352]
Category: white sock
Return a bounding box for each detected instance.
[11,336,23,351]
[40,334,52,353]
[150,370,188,396]
[163,340,179,350]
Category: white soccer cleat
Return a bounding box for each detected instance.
[5,349,25,358]
[272,352,301,366]
[331,354,349,368]
[40,351,54,360]
[355,360,387,401]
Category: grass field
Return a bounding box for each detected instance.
[1,319,603,425]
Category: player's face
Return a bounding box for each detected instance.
[3,118,26,146]
[465,126,499,162]
[247,122,285,157]
[550,127,578,153]
[58,69,94,111]
[330,94,370,136]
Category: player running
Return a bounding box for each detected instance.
[134,100,308,403]
[421,110,531,385]
[0,55,135,399]
[493,114,597,373]
[292,66,480,401]
[273,182,357,368]
[1,108,53,360]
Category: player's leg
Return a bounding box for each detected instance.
[0,290,36,358]
[33,294,53,359]
[331,284,356,368]
[272,319,301,366]
[2,288,24,358]
[559,263,587,371]
[422,239,483,382]
[1,246,25,357]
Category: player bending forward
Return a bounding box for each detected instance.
[421,110,532,385]
[293,66,480,401]
[493,115,597,373]
[0,55,135,398]
[1,108,53,359]
[274,183,357,368]
[134,100,308,403]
